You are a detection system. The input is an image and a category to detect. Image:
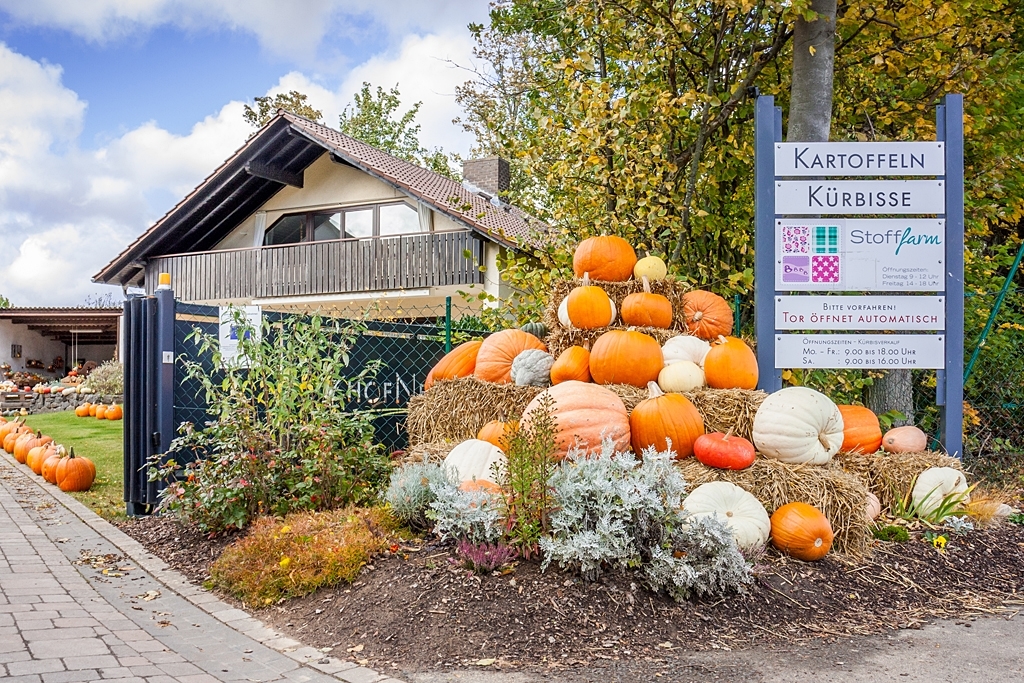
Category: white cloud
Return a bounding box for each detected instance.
[0,0,488,62]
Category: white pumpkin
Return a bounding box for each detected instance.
[557,298,572,329]
[752,387,844,465]
[662,335,711,367]
[443,439,507,484]
[657,361,705,393]
[634,254,668,281]
[683,481,770,550]
[912,467,969,516]
[866,491,881,522]
[511,349,554,387]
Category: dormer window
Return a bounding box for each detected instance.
[262,201,421,246]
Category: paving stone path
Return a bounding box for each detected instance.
[0,451,403,683]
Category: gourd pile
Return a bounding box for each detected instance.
[0,416,97,491]
[411,236,974,561]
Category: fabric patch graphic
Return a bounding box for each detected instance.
[781,225,810,254]
[811,255,840,283]
[782,256,810,283]
[813,225,839,254]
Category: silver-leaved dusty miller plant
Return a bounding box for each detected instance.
[384,462,456,530]
[541,439,752,600]
[426,480,505,544]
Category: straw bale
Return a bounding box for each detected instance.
[683,388,766,442]
[406,377,542,446]
[676,457,872,558]
[542,277,694,356]
[401,441,456,466]
[835,450,962,511]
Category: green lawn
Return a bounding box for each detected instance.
[22,411,124,520]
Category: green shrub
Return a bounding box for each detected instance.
[211,507,400,605]
[83,360,123,395]
[149,311,391,532]
[872,524,910,543]
[385,462,455,529]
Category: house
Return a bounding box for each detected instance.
[93,111,543,316]
[0,307,120,378]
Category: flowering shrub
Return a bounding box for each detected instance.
[454,540,518,574]
[149,312,391,532]
[384,462,455,529]
[82,360,123,395]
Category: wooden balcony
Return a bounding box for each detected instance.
[145,230,485,302]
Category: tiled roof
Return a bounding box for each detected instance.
[283,112,546,249]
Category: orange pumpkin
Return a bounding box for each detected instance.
[459,479,503,495]
[0,419,20,439]
[75,403,91,417]
[42,448,63,484]
[520,380,630,459]
[693,430,756,470]
[572,235,637,282]
[27,445,51,474]
[424,340,483,390]
[56,449,96,492]
[629,382,705,459]
[682,290,734,340]
[550,346,591,384]
[477,420,517,449]
[89,403,99,417]
[105,405,123,421]
[837,405,882,454]
[14,432,51,464]
[566,274,616,329]
[474,329,547,384]
[589,330,663,387]
[770,502,834,561]
[703,336,758,390]
[620,276,673,329]
[3,425,31,453]
[95,405,108,419]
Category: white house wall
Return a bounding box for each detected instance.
[0,320,68,379]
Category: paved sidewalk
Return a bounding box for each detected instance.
[0,451,402,683]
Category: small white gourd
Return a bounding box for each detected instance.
[511,349,555,387]
[683,481,770,550]
[662,335,711,367]
[657,361,705,393]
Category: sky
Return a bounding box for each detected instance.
[0,0,490,306]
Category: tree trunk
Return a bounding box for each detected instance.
[866,371,915,426]
[788,0,837,142]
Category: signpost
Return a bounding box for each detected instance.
[754,94,964,457]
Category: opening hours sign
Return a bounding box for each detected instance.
[753,94,965,457]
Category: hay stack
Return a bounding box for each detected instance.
[401,441,456,465]
[406,378,765,446]
[835,450,962,511]
[676,457,872,557]
[542,277,693,356]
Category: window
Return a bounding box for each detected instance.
[262,202,423,246]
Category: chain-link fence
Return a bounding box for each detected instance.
[171,298,492,454]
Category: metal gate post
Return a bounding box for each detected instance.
[754,95,783,392]
[152,281,175,492]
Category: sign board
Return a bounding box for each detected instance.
[775,296,945,330]
[775,334,945,369]
[775,180,945,215]
[218,306,262,367]
[774,219,945,291]
[775,142,945,176]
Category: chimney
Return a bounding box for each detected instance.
[462,157,510,198]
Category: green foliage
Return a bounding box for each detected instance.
[877,410,907,432]
[498,393,558,557]
[243,90,323,128]
[149,312,391,532]
[1008,513,1024,526]
[891,480,974,526]
[872,524,910,543]
[210,507,400,606]
[82,360,123,395]
[384,462,455,530]
[0,293,9,308]
[339,82,460,179]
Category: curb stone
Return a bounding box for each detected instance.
[0,448,403,683]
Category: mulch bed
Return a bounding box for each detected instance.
[117,516,1024,675]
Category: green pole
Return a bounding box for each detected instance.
[734,294,741,337]
[963,241,1024,383]
[444,296,452,353]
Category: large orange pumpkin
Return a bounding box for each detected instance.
[620,277,673,329]
[682,290,734,340]
[837,405,882,454]
[589,330,663,387]
[703,336,758,390]
[42,447,63,484]
[520,380,630,459]
[105,405,123,421]
[550,345,592,384]
[56,449,96,492]
[3,425,30,453]
[474,330,547,384]
[14,432,51,464]
[629,382,705,458]
[75,403,91,417]
[572,235,637,282]
[565,274,616,329]
[770,502,834,561]
[424,340,482,390]
[477,420,517,449]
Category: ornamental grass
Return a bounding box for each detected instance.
[834,450,961,512]
[675,456,872,558]
[210,507,402,606]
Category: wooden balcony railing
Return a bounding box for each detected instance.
[145,230,484,302]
